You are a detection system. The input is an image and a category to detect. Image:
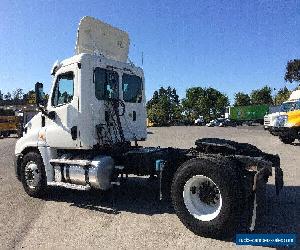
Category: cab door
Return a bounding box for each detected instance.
[45,63,79,148]
[121,73,147,141]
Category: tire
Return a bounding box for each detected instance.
[20,152,47,197]
[171,157,243,239]
[2,131,9,138]
[279,135,295,144]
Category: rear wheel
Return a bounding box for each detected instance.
[171,158,243,239]
[183,175,222,221]
[21,152,47,197]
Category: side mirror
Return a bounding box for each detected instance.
[35,82,46,106]
[34,82,55,120]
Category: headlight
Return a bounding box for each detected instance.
[38,128,47,141]
[275,115,288,127]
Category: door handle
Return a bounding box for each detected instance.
[133,111,136,121]
[71,126,77,140]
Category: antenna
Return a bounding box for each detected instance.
[142,51,144,66]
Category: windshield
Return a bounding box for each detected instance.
[122,73,142,103]
[281,101,300,112]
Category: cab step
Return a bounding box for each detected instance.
[47,181,91,191]
[50,158,91,166]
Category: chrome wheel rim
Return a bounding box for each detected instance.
[24,161,40,188]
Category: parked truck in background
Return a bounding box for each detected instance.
[264,105,280,131]
[13,16,283,239]
[194,116,205,126]
[272,90,300,144]
[225,104,269,125]
[0,105,38,138]
[264,102,297,134]
[0,109,22,138]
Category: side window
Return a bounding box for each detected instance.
[52,72,74,106]
[94,67,119,100]
[122,74,142,103]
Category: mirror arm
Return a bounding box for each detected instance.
[38,105,48,116]
[37,105,48,117]
[37,105,55,120]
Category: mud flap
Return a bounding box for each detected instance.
[275,166,284,195]
[247,166,269,232]
[249,193,257,231]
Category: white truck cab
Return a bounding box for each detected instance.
[264,111,283,131]
[16,17,146,154]
[264,90,300,133]
[272,90,300,143]
[15,16,147,192]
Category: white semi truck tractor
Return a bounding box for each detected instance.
[14,16,283,239]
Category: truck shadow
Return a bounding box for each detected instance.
[253,185,299,235]
[291,142,300,146]
[45,176,173,215]
[44,179,299,243]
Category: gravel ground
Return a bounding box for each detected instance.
[0,126,298,249]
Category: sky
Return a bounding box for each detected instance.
[0,0,299,104]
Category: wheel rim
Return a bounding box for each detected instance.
[183,175,222,221]
[24,161,40,189]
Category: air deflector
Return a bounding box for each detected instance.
[75,16,129,62]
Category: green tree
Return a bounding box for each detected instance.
[182,87,229,122]
[233,92,251,106]
[250,86,273,105]
[274,87,292,105]
[147,86,181,126]
[4,92,12,100]
[284,59,300,83]
[12,88,24,100]
[23,90,36,104]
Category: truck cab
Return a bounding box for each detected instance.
[15,16,147,190]
[16,17,147,154]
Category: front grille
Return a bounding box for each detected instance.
[264,120,270,125]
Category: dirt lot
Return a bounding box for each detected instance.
[0,126,299,249]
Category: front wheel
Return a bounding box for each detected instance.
[171,158,243,239]
[279,135,295,144]
[20,152,47,197]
